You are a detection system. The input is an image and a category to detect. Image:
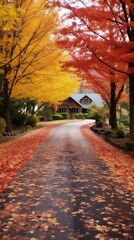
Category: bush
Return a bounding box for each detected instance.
[25,114,39,127]
[0,117,6,133]
[53,114,63,120]
[118,115,129,127]
[78,113,85,119]
[96,120,103,128]
[89,112,102,121]
[37,103,53,121]
[83,113,90,119]
[12,113,27,126]
[116,128,125,138]
[74,113,84,119]
[104,129,113,136]
[74,113,79,119]
[60,112,69,119]
[39,116,45,121]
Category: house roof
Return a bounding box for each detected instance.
[64,97,82,108]
[71,93,103,109]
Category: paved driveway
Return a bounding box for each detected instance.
[0,121,134,240]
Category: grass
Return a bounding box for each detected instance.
[37,119,76,127]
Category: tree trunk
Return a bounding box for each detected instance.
[4,101,12,135]
[128,0,134,141]
[129,74,134,141]
[3,79,12,135]
[109,82,117,129]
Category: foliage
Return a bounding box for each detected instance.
[0,117,6,133]
[81,124,134,193]
[39,116,45,121]
[73,113,79,119]
[88,105,108,122]
[60,112,69,119]
[54,0,134,138]
[116,128,126,138]
[104,129,113,136]
[118,115,129,127]
[37,103,53,121]
[89,112,102,122]
[74,112,84,119]
[0,121,134,238]
[12,113,27,127]
[53,114,63,120]
[96,120,104,128]
[25,114,39,127]
[83,113,90,119]
[119,102,129,112]
[0,123,63,193]
[77,112,85,119]
[10,99,27,126]
[0,0,80,132]
[24,99,38,115]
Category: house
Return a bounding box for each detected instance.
[57,93,103,118]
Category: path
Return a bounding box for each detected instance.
[0,121,134,240]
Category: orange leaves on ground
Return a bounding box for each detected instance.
[81,124,134,195]
[0,125,58,193]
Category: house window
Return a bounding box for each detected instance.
[81,98,89,104]
[58,108,66,113]
[71,108,78,113]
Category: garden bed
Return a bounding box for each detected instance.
[90,124,134,157]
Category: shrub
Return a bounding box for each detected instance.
[116,128,125,138]
[74,113,84,119]
[96,120,103,128]
[37,103,53,121]
[39,116,45,121]
[0,117,6,133]
[89,112,102,121]
[25,125,32,130]
[25,114,39,127]
[74,113,79,119]
[78,113,85,119]
[118,115,129,127]
[88,105,108,122]
[83,113,90,119]
[104,129,113,136]
[60,112,69,119]
[12,113,27,126]
[53,114,63,120]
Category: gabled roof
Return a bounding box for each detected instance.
[64,97,82,108]
[71,93,103,109]
[79,95,92,103]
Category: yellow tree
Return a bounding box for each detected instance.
[0,0,79,134]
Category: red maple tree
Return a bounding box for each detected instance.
[54,0,134,139]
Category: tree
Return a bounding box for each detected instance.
[0,0,79,134]
[54,0,134,139]
[84,71,127,129]
[54,6,127,128]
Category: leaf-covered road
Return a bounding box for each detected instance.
[0,121,134,240]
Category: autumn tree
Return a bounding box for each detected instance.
[83,69,127,129]
[57,39,127,128]
[0,0,79,134]
[54,0,134,139]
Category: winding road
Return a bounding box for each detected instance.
[0,121,134,240]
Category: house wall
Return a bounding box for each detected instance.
[57,98,82,118]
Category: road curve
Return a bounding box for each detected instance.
[0,120,134,240]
